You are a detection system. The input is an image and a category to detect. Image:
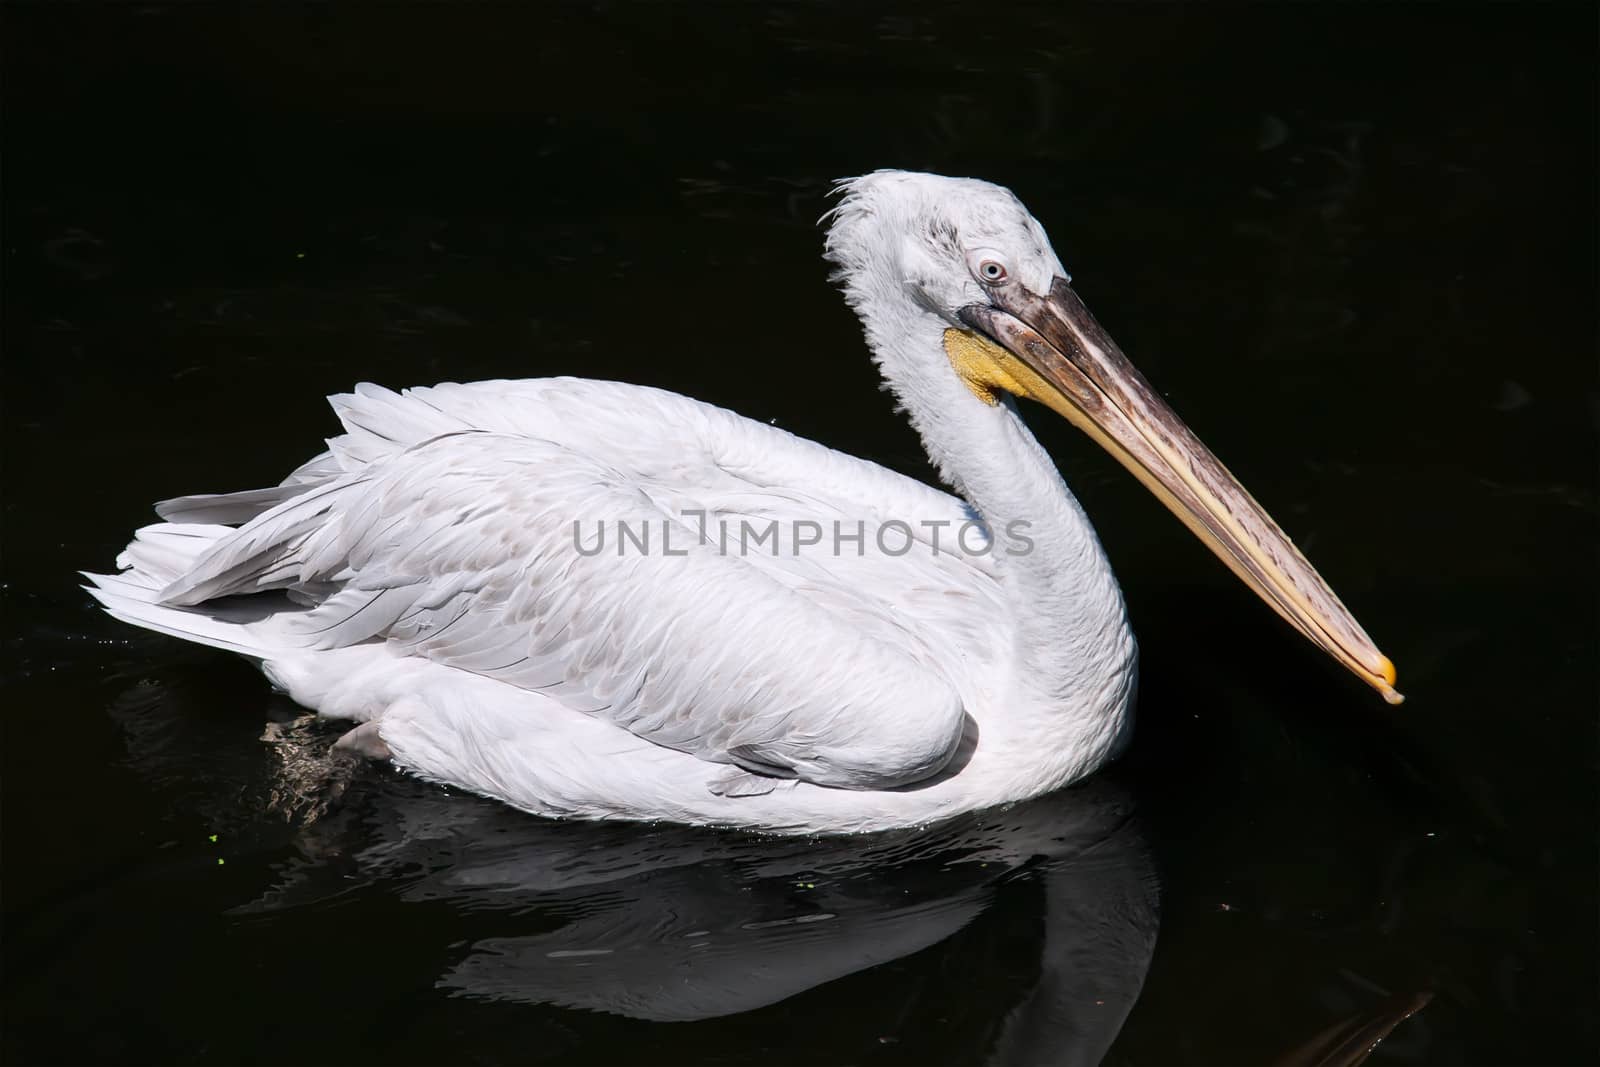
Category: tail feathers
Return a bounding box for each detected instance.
[115,522,237,587]
[83,571,274,658]
[91,519,322,658]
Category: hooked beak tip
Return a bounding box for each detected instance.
[1377,656,1404,705]
[1360,652,1402,704]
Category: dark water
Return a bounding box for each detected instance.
[3,5,1595,1064]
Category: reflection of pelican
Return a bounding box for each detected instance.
[86,171,1397,833]
[239,764,1157,1065]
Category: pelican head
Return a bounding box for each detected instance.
[825,170,1401,704]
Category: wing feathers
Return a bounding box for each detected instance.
[156,484,322,525]
[102,378,998,793]
[160,479,355,605]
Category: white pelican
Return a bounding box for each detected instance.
[87,171,1401,834]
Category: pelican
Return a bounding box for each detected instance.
[86,171,1400,834]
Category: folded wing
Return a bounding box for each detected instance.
[138,379,1009,791]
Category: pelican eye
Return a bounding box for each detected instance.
[979,259,1007,283]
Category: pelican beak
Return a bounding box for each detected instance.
[954,277,1401,704]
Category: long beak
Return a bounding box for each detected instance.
[959,277,1401,704]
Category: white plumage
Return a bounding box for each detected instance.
[87,170,1395,834]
